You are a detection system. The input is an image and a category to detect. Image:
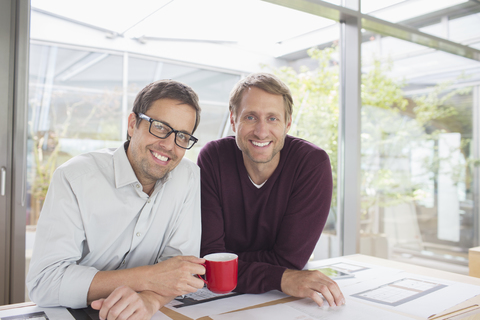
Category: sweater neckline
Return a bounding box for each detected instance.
[235,135,292,192]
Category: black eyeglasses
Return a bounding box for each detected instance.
[137,113,198,150]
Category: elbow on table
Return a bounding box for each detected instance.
[26,279,60,308]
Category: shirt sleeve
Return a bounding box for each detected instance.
[199,144,332,294]
[26,168,98,308]
[157,162,202,260]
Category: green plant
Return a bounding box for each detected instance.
[28,88,123,225]
[268,46,472,234]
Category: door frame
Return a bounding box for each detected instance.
[0,0,30,305]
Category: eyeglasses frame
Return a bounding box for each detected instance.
[136,113,198,150]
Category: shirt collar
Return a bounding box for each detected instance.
[113,141,173,191]
[113,141,140,189]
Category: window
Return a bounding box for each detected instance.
[360,33,480,266]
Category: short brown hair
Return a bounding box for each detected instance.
[229,73,293,122]
[127,79,201,140]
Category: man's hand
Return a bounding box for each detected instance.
[281,269,345,307]
[91,286,170,320]
[87,256,206,304]
[146,256,206,297]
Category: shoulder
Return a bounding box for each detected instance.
[172,157,200,180]
[199,136,236,156]
[284,135,329,164]
[54,148,117,182]
[198,136,237,164]
[280,136,332,186]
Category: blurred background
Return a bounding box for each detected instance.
[2,0,480,304]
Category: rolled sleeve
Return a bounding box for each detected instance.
[59,265,99,308]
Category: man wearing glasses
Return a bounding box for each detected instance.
[198,73,345,308]
[27,80,205,320]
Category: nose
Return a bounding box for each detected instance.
[158,132,176,151]
[254,120,268,139]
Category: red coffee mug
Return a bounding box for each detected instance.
[199,253,238,294]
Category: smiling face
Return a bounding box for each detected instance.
[231,87,291,169]
[127,98,196,190]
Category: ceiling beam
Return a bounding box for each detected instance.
[262,0,480,62]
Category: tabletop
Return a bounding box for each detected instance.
[1,254,480,320]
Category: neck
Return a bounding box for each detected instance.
[142,183,155,196]
[243,152,280,185]
[126,144,157,197]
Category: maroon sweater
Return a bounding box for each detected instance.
[198,135,332,294]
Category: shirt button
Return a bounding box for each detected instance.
[136,184,140,188]
[122,260,125,265]
[148,199,151,203]
[136,232,141,237]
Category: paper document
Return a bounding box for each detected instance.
[304,258,404,286]
[285,298,413,320]
[0,306,74,320]
[0,305,172,320]
[0,311,50,320]
[352,277,447,306]
[209,303,315,320]
[209,298,412,320]
[163,288,289,319]
[344,272,480,318]
[167,289,243,308]
[310,267,355,280]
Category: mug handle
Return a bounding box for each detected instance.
[197,263,208,284]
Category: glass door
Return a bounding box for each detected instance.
[0,0,13,304]
[0,0,29,305]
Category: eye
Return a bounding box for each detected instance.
[153,122,169,133]
[246,115,255,121]
[269,117,277,121]
[177,132,189,142]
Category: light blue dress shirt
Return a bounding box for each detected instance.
[26,143,201,308]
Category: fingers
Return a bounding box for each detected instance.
[147,256,207,297]
[310,292,324,307]
[316,284,335,307]
[172,262,206,293]
[188,275,206,290]
[97,287,124,320]
[281,269,346,307]
[185,261,206,275]
[312,272,345,307]
[158,256,206,275]
[173,255,206,265]
[90,299,104,310]
[97,286,139,320]
[317,271,345,307]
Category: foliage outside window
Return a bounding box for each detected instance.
[28,89,123,225]
[270,46,472,248]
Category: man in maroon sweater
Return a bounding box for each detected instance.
[198,73,345,307]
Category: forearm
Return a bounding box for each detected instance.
[237,249,308,270]
[138,291,175,310]
[88,256,205,304]
[234,260,287,294]
[91,287,177,320]
[87,265,152,303]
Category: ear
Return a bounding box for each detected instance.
[285,114,292,134]
[230,111,237,133]
[127,113,137,138]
